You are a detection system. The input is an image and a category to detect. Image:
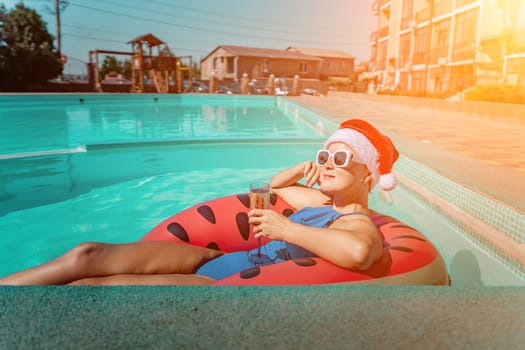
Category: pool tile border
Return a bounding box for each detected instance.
[394,157,525,280]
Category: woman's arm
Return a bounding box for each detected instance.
[270,161,330,210]
[249,210,383,270]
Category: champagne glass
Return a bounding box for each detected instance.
[248,182,273,266]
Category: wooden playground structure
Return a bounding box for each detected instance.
[88,33,193,93]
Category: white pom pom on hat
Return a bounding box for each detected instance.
[324,119,399,191]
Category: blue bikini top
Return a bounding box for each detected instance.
[289,206,369,228]
[275,206,370,259]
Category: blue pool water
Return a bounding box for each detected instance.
[0,94,317,155]
[0,94,523,285]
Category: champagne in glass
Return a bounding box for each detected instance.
[248,182,272,266]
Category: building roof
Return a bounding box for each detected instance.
[202,45,321,62]
[286,47,355,59]
[127,33,164,46]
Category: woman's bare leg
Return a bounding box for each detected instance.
[69,274,216,286]
[0,241,223,285]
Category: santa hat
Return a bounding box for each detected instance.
[324,119,399,191]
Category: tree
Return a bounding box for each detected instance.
[192,60,201,80]
[0,3,62,91]
[495,0,522,81]
[160,45,174,57]
[99,55,131,79]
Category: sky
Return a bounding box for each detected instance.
[3,0,378,75]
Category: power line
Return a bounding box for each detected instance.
[67,2,358,47]
[147,0,361,34]
[62,31,210,55]
[94,0,362,38]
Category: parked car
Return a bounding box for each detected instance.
[301,88,322,96]
[248,79,269,95]
[144,77,176,87]
[274,77,289,96]
[101,73,132,85]
[274,87,289,96]
[183,80,209,93]
[217,85,234,94]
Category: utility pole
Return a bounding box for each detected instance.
[53,0,69,80]
[55,0,61,57]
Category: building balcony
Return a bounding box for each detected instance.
[401,17,412,31]
[379,26,390,38]
[370,31,379,44]
[372,0,378,15]
[377,59,387,70]
[452,42,476,61]
[456,0,477,8]
[430,47,449,65]
[379,0,391,16]
[434,1,453,17]
[413,51,428,65]
[416,7,430,23]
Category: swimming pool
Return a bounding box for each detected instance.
[1,94,523,285]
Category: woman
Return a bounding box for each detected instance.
[0,119,398,285]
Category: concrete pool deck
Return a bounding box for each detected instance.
[1,93,524,348]
[1,286,525,349]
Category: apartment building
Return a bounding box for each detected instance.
[370,0,525,95]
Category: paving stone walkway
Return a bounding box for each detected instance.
[294,93,525,212]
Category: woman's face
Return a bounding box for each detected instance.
[318,142,371,195]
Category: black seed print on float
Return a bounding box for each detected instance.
[197,205,216,224]
[388,246,414,253]
[282,208,294,217]
[235,212,250,240]
[293,258,317,267]
[391,235,426,242]
[240,267,260,279]
[389,223,415,230]
[237,193,250,208]
[206,242,220,251]
[167,222,190,242]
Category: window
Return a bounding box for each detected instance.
[378,41,388,70]
[413,26,429,64]
[399,33,411,68]
[262,59,269,73]
[453,9,477,61]
[226,57,234,74]
[401,0,414,30]
[435,20,450,48]
[300,62,308,73]
[432,19,450,63]
[454,9,477,45]
[402,0,413,19]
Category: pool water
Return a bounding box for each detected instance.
[0,94,523,285]
[0,94,317,155]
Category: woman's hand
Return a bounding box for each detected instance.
[301,160,321,188]
[248,209,296,241]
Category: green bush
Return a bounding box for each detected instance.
[464,84,525,104]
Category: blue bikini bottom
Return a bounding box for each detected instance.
[195,240,315,280]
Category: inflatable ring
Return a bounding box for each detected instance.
[141,193,450,286]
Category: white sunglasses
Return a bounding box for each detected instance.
[316,149,354,168]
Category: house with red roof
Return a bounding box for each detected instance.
[200,45,322,83]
